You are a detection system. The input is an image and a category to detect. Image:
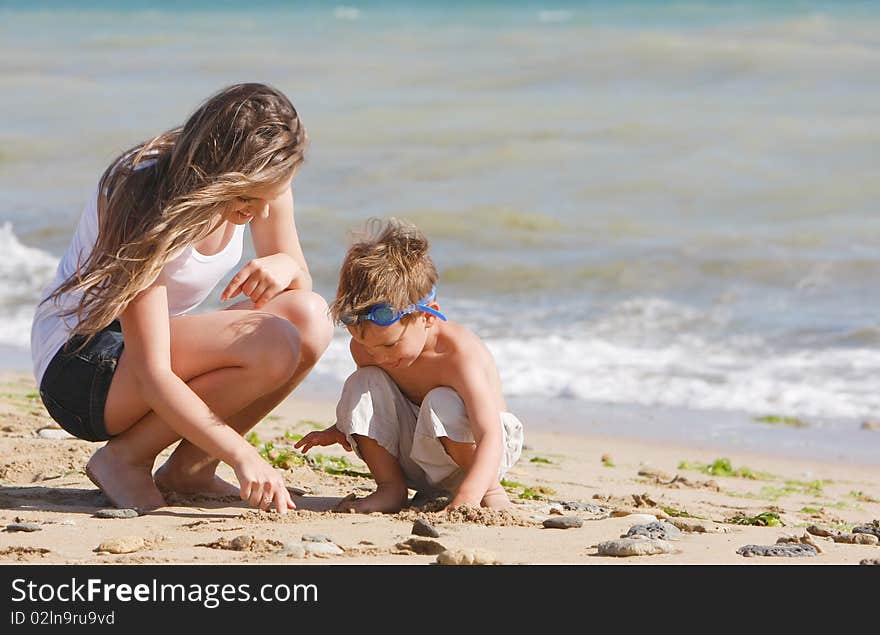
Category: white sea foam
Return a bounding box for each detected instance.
[309,298,880,423]
[0,223,58,348]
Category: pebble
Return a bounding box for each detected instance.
[806,525,836,538]
[95,536,147,554]
[623,522,682,541]
[302,534,332,543]
[412,519,440,538]
[281,544,307,558]
[561,501,608,514]
[832,533,879,545]
[5,523,42,532]
[303,542,343,556]
[542,516,583,529]
[597,538,676,557]
[396,537,448,555]
[852,523,880,539]
[436,548,500,565]
[549,507,564,516]
[38,427,74,440]
[94,508,140,519]
[665,518,727,534]
[736,544,817,557]
[860,558,880,566]
[777,533,824,554]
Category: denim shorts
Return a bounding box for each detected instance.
[39,320,124,442]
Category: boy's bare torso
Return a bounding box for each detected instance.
[352,321,507,412]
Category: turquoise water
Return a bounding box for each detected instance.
[1,1,879,460]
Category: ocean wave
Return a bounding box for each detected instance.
[310,323,880,423]
[0,223,57,348]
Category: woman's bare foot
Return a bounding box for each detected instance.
[334,484,408,514]
[481,482,512,509]
[153,460,240,498]
[86,445,166,512]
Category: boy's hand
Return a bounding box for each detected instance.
[445,491,483,511]
[294,424,352,454]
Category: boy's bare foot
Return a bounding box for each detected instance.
[153,461,240,498]
[86,445,166,512]
[334,485,409,514]
[481,482,512,509]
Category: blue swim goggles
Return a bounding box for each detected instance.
[340,287,447,327]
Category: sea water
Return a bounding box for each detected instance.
[1,1,879,462]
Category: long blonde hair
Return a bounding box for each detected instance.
[45,83,307,341]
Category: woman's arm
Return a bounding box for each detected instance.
[220,185,313,308]
[119,282,294,512]
[249,185,312,291]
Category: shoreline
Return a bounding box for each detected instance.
[1,370,878,565]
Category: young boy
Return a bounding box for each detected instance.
[294,219,523,513]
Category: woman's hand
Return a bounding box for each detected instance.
[233,451,297,514]
[220,253,303,308]
[294,424,352,454]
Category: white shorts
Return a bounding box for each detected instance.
[335,366,524,492]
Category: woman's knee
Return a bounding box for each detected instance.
[274,291,333,364]
[244,313,301,385]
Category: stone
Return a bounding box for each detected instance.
[549,507,564,516]
[5,523,42,532]
[597,538,676,557]
[623,521,682,541]
[411,519,440,538]
[852,523,880,539]
[38,427,74,439]
[281,544,307,558]
[396,537,447,555]
[777,533,824,554]
[302,534,332,543]
[436,548,500,565]
[543,516,583,529]
[860,558,880,566]
[806,525,836,538]
[561,501,608,514]
[94,508,140,519]
[303,542,343,556]
[737,544,817,557]
[95,536,147,554]
[832,533,879,545]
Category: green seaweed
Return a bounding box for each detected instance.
[245,431,261,447]
[754,414,808,428]
[678,457,769,480]
[799,507,823,514]
[601,458,615,468]
[307,453,372,478]
[529,456,553,464]
[727,511,784,527]
[659,505,706,519]
[501,479,525,489]
[848,490,880,503]
[284,430,304,442]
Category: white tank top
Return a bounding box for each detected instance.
[30,180,244,385]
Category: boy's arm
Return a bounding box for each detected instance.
[446,359,504,509]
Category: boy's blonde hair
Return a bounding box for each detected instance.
[45,83,307,343]
[331,218,438,327]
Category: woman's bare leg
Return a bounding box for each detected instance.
[87,309,306,511]
[153,290,333,494]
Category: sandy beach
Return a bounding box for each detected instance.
[1,370,877,565]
